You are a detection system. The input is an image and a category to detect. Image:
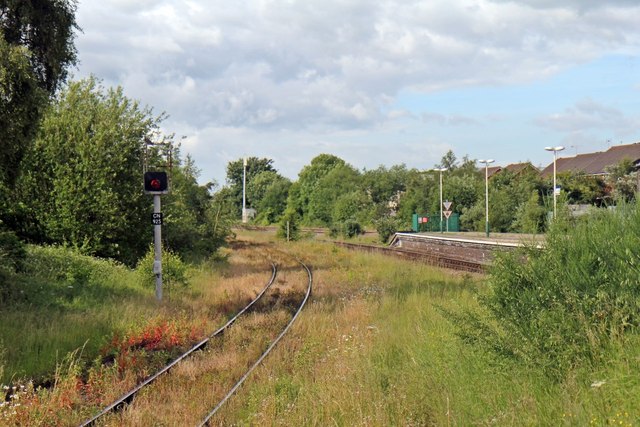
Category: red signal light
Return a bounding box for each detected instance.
[144,172,169,193]
[149,178,162,190]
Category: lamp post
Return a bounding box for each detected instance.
[545,146,565,219]
[242,157,247,223]
[433,167,447,233]
[478,159,494,237]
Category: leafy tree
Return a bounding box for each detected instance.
[162,153,228,262]
[277,207,300,241]
[0,37,46,187]
[332,190,372,225]
[307,163,360,225]
[15,77,165,264]
[225,157,276,216]
[512,190,546,233]
[442,174,480,216]
[0,0,78,187]
[1,0,78,92]
[552,171,605,205]
[438,150,457,170]
[605,158,638,202]
[397,170,434,221]
[287,154,345,220]
[253,173,291,224]
[374,215,402,242]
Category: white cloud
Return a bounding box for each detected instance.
[74,0,640,181]
[535,98,640,137]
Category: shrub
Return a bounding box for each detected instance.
[277,208,300,241]
[374,216,400,243]
[341,219,362,239]
[136,246,189,290]
[451,201,640,379]
[0,229,26,273]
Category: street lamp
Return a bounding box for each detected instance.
[433,167,447,233]
[478,159,494,237]
[242,157,247,223]
[545,146,565,219]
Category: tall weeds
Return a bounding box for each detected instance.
[454,201,640,378]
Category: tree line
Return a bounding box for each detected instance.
[225,151,637,240]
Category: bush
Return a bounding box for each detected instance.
[451,201,640,379]
[340,219,362,239]
[0,229,26,274]
[374,216,400,243]
[277,208,300,241]
[136,246,189,290]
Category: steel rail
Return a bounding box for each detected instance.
[334,241,486,273]
[198,260,313,426]
[79,263,278,427]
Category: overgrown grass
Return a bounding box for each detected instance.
[455,201,640,379]
[4,225,640,425]
[211,237,639,426]
[0,244,234,385]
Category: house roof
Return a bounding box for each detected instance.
[505,162,539,174]
[486,166,502,178]
[540,142,640,177]
[481,162,538,178]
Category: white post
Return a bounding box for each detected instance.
[153,194,162,301]
[553,152,557,218]
[478,159,494,237]
[242,157,247,223]
[433,168,447,233]
[439,170,443,233]
[545,146,564,219]
[485,165,489,236]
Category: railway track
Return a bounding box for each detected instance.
[333,240,487,273]
[80,256,312,426]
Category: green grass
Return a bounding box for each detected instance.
[213,238,640,426]
[0,245,221,384]
[3,224,640,425]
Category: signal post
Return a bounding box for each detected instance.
[144,171,169,301]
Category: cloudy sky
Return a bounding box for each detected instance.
[74,0,640,184]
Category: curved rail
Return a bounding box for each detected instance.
[334,241,486,273]
[198,260,313,426]
[79,263,278,427]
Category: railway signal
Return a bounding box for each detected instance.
[144,171,169,194]
[143,138,173,303]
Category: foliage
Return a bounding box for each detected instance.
[0,0,78,92]
[0,0,78,188]
[361,165,409,217]
[438,149,457,170]
[0,228,26,274]
[332,190,372,225]
[452,202,640,379]
[225,157,276,215]
[605,158,638,202]
[0,37,46,188]
[162,153,228,261]
[15,77,158,264]
[397,170,433,220]
[136,245,190,291]
[374,215,402,242]
[253,171,291,224]
[277,207,301,241]
[287,154,346,219]
[339,219,362,238]
[512,190,546,233]
[554,170,606,205]
[306,163,361,225]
